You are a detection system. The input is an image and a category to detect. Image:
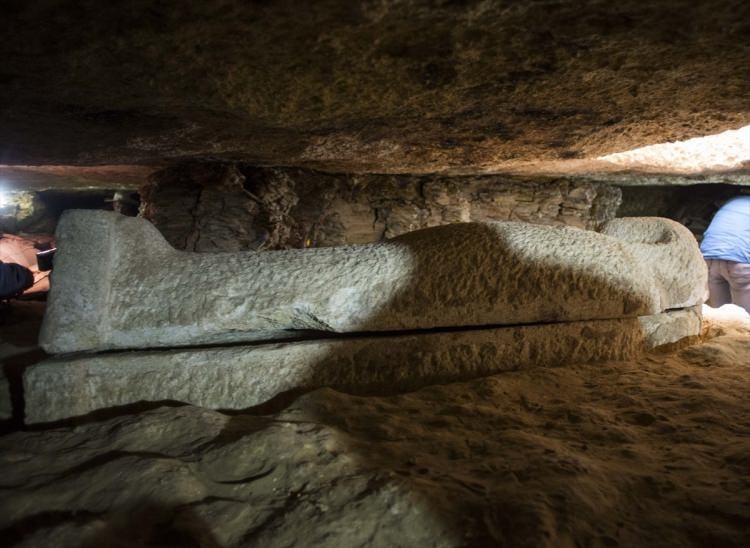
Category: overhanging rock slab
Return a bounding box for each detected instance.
[25,308,701,424]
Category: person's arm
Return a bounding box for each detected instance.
[0,261,34,298]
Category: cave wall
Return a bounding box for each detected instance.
[0,192,49,234]
[7,166,742,251]
[617,184,744,241]
[140,163,622,251]
[0,189,137,235]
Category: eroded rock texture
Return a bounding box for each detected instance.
[1,1,748,173]
[141,163,622,251]
[39,211,705,353]
[618,184,744,241]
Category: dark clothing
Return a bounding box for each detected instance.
[0,261,34,298]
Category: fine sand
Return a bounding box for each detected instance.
[1,304,749,547]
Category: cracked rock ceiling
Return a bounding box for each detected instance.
[1,0,749,188]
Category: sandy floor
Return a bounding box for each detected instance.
[1,304,749,547]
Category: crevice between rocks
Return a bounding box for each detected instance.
[66,308,697,359]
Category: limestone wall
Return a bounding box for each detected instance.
[140,163,622,252]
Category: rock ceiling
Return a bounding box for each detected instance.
[1,0,749,186]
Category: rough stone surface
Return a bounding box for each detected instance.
[142,163,622,251]
[618,184,745,241]
[5,318,750,547]
[600,217,707,311]
[40,211,706,353]
[27,310,702,424]
[1,1,749,175]
[638,306,702,349]
[0,165,154,192]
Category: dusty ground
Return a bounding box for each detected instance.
[1,304,749,547]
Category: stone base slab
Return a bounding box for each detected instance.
[25,308,701,424]
[639,305,702,349]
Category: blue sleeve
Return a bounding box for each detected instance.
[700,196,750,263]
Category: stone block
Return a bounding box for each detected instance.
[600,217,707,311]
[638,305,702,349]
[40,211,706,354]
[26,309,700,424]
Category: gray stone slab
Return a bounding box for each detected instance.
[25,309,700,424]
[40,211,706,353]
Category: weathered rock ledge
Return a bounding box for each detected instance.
[2,1,749,175]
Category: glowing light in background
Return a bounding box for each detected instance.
[0,173,10,207]
[702,303,750,340]
[598,125,750,173]
[0,188,9,208]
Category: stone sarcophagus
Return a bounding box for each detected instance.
[26,211,706,423]
[39,211,705,353]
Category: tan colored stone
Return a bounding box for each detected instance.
[7,323,750,547]
[638,306,702,349]
[26,309,700,424]
[600,217,707,311]
[142,166,622,251]
[2,2,748,175]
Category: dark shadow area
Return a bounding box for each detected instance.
[0,300,47,432]
[37,189,140,220]
[0,510,102,547]
[24,400,189,431]
[1,500,224,548]
[1,348,45,432]
[617,183,742,241]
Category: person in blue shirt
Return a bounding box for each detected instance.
[700,195,750,312]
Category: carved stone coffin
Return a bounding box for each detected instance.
[39,211,706,354]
